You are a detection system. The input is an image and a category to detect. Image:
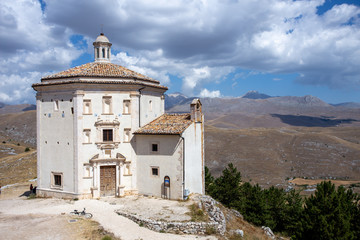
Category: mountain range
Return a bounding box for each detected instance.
[166,91,360,128]
[1,91,360,191]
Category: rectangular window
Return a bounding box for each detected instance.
[152,143,158,152]
[83,99,92,114]
[51,172,63,189]
[103,129,113,142]
[102,96,112,114]
[124,128,131,142]
[54,174,62,186]
[123,100,131,114]
[151,167,159,176]
[83,129,91,143]
[54,100,59,111]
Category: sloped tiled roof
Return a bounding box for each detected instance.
[32,78,168,89]
[134,114,193,135]
[41,62,159,83]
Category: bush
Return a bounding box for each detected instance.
[205,226,216,235]
[101,236,112,240]
[188,203,207,222]
[25,147,30,152]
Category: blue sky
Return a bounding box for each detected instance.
[1,0,360,104]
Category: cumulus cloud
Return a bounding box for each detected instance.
[0,0,82,104]
[199,89,221,98]
[42,0,360,87]
[1,0,360,103]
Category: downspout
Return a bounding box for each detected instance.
[138,87,146,127]
[181,135,186,199]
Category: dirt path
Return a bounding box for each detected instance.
[0,184,217,240]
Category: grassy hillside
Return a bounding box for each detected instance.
[205,126,360,193]
[0,110,36,147]
[0,141,36,187]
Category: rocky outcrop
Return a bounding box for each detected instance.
[116,195,226,235]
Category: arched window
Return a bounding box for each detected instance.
[102,48,105,58]
[96,48,99,58]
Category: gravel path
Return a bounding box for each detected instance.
[0,185,217,240]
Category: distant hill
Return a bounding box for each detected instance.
[0,103,36,115]
[167,93,360,128]
[331,102,360,109]
[165,92,194,110]
[241,90,272,99]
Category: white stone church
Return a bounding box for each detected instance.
[32,33,204,200]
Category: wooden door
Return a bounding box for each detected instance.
[100,166,116,197]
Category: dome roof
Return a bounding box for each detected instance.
[95,33,109,43]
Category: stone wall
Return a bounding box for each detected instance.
[116,195,226,235]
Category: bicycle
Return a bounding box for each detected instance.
[70,208,93,219]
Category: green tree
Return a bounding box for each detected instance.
[282,189,304,238]
[300,181,359,240]
[263,186,287,231]
[236,182,267,226]
[211,163,242,207]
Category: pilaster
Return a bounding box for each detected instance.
[36,93,42,189]
[73,90,84,194]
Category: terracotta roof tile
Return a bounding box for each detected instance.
[42,62,159,83]
[134,114,193,135]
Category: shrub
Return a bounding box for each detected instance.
[101,236,112,240]
[205,226,216,235]
[25,147,30,152]
[188,203,207,222]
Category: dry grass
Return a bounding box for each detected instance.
[219,205,282,240]
[186,203,208,222]
[0,141,37,186]
[68,217,121,240]
[289,178,360,187]
[205,126,360,193]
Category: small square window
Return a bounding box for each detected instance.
[151,167,159,176]
[152,144,158,152]
[51,172,63,189]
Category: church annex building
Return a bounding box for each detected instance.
[32,33,205,200]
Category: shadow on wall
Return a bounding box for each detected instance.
[270,114,358,127]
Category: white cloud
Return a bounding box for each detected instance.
[0,0,83,104]
[1,0,360,103]
[199,89,221,98]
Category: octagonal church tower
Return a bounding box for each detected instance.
[32,33,204,199]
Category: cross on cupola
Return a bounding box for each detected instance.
[93,33,112,63]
